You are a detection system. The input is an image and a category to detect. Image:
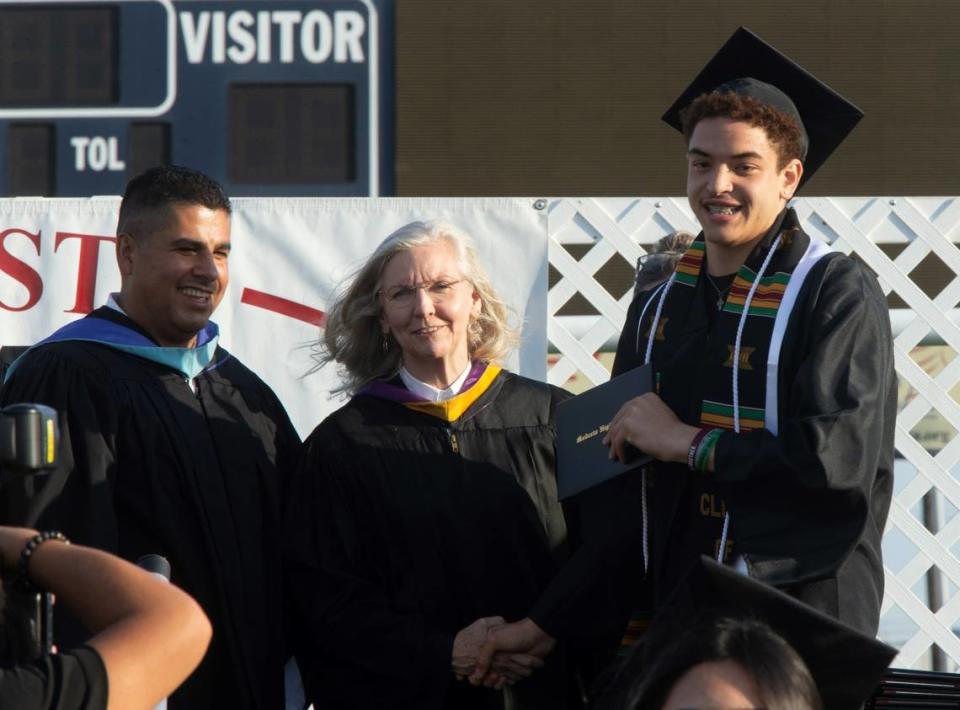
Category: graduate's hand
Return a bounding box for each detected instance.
[602,392,700,465]
[452,616,506,680]
[469,618,555,688]
[488,650,546,684]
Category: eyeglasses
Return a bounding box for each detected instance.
[637,250,685,266]
[378,279,464,307]
[637,250,685,275]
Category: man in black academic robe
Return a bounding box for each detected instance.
[0,166,300,709]
[470,28,894,688]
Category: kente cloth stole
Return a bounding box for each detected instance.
[617,227,811,650]
[649,227,814,434]
[619,614,652,650]
[619,217,833,649]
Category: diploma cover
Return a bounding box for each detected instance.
[556,364,653,500]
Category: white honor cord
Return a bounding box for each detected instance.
[717,234,783,563]
[637,274,676,574]
[635,281,670,355]
[718,513,731,563]
[641,471,649,574]
[644,274,676,364]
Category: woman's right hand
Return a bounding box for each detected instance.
[452,616,506,679]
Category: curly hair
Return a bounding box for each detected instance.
[680,91,807,170]
[312,220,520,395]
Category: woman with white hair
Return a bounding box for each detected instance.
[284,221,575,710]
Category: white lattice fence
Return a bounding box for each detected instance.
[547,196,960,669]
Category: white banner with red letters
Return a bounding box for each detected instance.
[0,197,548,437]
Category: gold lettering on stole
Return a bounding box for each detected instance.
[644,317,669,342]
[724,345,755,370]
[699,494,726,518]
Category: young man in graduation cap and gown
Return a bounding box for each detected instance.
[470,27,895,687]
[0,166,301,709]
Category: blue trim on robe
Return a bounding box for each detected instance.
[5,316,221,382]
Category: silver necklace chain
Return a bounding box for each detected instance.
[704,272,733,310]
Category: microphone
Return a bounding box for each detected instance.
[137,555,171,710]
[136,554,171,581]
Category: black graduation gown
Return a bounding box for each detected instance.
[0,310,301,710]
[284,370,576,710]
[632,247,893,634]
[532,225,894,651]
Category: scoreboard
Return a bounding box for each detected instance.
[0,0,393,197]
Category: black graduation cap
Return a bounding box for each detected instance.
[637,557,897,710]
[662,27,864,187]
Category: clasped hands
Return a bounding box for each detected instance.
[451,617,555,689]
[447,397,699,691]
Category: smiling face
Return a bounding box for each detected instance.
[378,240,481,387]
[686,117,802,273]
[117,202,231,347]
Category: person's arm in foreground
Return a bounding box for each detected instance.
[1,526,212,710]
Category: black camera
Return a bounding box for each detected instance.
[1,403,60,664]
[1,403,60,473]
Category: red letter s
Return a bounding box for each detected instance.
[0,228,42,312]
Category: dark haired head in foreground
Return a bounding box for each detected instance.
[613,616,822,710]
[597,557,895,710]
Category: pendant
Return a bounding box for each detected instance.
[716,295,725,310]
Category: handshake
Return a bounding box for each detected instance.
[451,616,556,689]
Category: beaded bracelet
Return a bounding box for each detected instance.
[16,531,70,589]
[687,428,712,470]
[694,429,724,473]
